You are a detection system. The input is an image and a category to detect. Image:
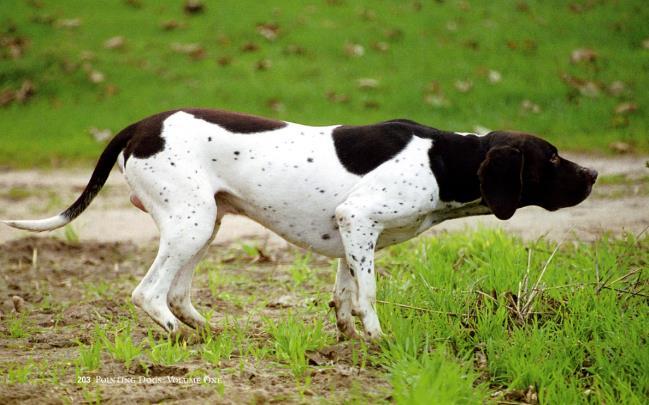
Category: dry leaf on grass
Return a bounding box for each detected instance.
[104,36,126,50]
[570,47,598,63]
[614,102,637,115]
[256,23,280,41]
[183,0,204,15]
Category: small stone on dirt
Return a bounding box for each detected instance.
[12,295,25,313]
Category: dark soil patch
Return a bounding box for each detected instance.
[0,237,389,403]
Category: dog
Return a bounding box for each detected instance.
[3,109,597,339]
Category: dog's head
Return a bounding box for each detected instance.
[478,131,597,220]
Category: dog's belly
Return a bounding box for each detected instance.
[217,192,348,257]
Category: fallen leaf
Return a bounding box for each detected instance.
[267,99,285,113]
[283,44,306,55]
[216,56,232,66]
[643,38,649,49]
[561,73,601,97]
[256,23,280,41]
[241,42,259,52]
[357,78,379,90]
[570,47,598,63]
[521,99,541,113]
[607,80,627,97]
[344,42,364,57]
[487,69,502,83]
[88,70,105,84]
[160,20,181,31]
[89,127,112,142]
[55,18,81,29]
[614,102,637,115]
[255,58,272,70]
[372,41,389,52]
[0,89,14,106]
[0,34,29,59]
[326,91,349,103]
[423,94,449,108]
[15,80,35,102]
[183,0,204,15]
[267,294,297,308]
[170,42,205,59]
[609,141,633,154]
[104,36,125,50]
[454,79,473,93]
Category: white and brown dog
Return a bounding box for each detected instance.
[3,109,597,339]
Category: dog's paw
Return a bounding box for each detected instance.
[336,319,360,341]
[363,328,384,343]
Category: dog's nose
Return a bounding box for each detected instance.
[583,167,598,183]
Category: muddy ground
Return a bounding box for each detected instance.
[0,236,390,403]
[0,153,647,403]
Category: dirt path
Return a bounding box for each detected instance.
[1,153,647,246]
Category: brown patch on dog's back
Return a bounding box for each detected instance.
[185,108,287,133]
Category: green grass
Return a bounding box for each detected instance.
[266,312,332,379]
[146,332,192,365]
[99,321,143,368]
[374,229,648,403]
[5,313,31,338]
[0,0,648,167]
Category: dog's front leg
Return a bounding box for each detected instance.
[335,203,382,340]
[331,258,359,339]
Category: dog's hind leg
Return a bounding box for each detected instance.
[167,219,221,330]
[126,158,218,334]
[131,201,217,334]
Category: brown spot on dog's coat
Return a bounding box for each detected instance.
[186,108,286,133]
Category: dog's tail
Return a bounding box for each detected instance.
[3,124,137,232]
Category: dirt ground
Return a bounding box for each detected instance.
[0,235,389,403]
[0,153,647,403]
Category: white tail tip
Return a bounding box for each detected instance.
[2,215,70,232]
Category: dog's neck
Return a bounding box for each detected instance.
[428,132,489,203]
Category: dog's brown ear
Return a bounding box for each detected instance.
[478,146,523,220]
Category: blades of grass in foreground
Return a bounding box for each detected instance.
[375,229,648,404]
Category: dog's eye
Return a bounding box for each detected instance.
[550,154,560,166]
